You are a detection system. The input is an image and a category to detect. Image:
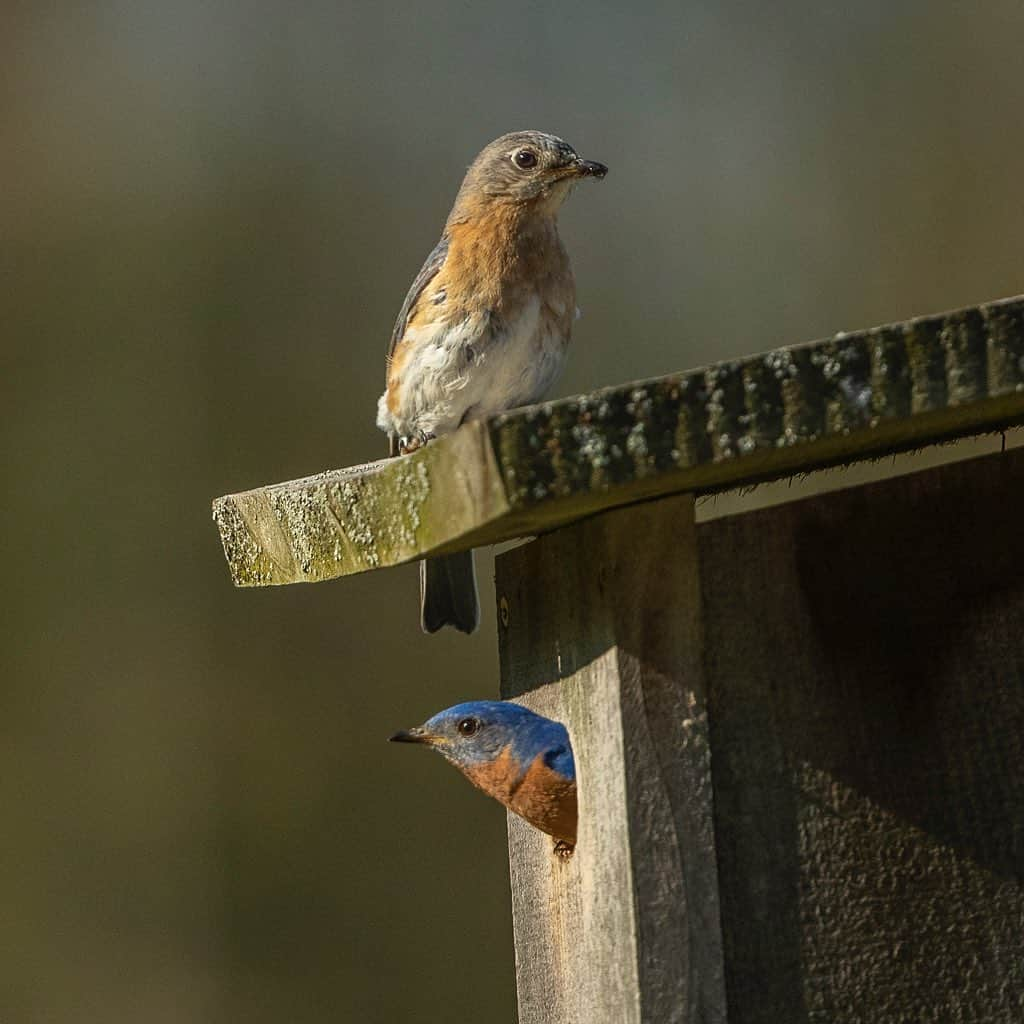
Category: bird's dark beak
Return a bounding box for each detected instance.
[389,726,432,744]
[573,158,608,179]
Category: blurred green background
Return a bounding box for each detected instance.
[3,1,1023,1021]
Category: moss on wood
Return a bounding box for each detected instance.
[213,294,1024,586]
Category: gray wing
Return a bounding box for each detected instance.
[384,235,449,457]
[386,234,450,367]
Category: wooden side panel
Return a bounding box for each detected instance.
[497,495,728,1024]
[698,448,1024,1023]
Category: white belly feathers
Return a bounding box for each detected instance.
[377,295,569,440]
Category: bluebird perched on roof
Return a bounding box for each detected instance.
[376,131,607,634]
[390,700,577,856]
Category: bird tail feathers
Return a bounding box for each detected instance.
[420,551,479,634]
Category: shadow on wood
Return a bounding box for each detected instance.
[498,448,1024,1024]
[701,449,1024,1023]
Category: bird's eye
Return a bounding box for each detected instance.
[512,149,538,170]
[457,718,480,737]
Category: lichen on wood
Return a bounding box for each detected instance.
[213,294,1024,587]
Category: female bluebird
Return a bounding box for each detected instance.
[390,700,577,854]
[376,131,607,634]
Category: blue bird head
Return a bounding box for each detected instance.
[390,700,574,779]
[390,700,577,846]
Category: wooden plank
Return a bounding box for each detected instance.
[698,447,1024,1022]
[496,494,728,1024]
[213,295,1024,586]
[211,422,510,585]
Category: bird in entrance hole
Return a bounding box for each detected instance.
[376,131,607,634]
[390,700,577,857]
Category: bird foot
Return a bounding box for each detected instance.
[553,840,575,860]
[398,430,436,455]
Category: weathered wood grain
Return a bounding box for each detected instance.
[698,447,1024,1023]
[497,495,727,1024]
[497,448,1024,1023]
[213,295,1024,587]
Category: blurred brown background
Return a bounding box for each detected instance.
[3,2,1023,1021]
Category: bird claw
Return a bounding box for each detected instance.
[398,430,436,455]
[553,840,575,860]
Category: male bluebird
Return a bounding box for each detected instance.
[376,131,607,634]
[390,700,577,855]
